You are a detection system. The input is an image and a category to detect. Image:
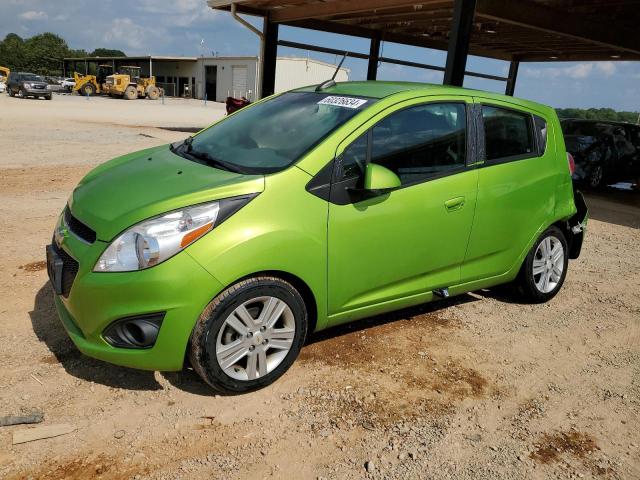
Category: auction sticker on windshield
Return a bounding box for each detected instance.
[318,96,368,109]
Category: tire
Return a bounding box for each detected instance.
[516,226,569,303]
[82,83,96,97]
[18,87,25,98]
[587,163,604,189]
[189,276,308,394]
[45,95,52,101]
[8,88,14,97]
[146,85,160,100]
[124,85,138,100]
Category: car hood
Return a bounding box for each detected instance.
[26,81,48,87]
[69,145,265,241]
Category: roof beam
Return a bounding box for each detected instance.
[270,0,450,23]
[475,0,640,55]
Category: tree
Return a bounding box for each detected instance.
[0,33,25,71]
[89,48,126,57]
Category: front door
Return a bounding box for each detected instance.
[327,98,478,317]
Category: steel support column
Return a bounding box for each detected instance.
[443,0,477,86]
[261,17,279,98]
[505,59,520,96]
[367,32,381,80]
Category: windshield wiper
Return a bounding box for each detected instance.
[170,136,193,153]
[188,149,243,173]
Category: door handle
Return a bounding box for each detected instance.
[444,196,465,212]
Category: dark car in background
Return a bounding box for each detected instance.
[6,72,52,100]
[561,119,640,189]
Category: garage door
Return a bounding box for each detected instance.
[231,65,248,97]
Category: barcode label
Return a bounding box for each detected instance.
[317,96,368,109]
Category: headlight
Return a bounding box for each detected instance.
[94,201,220,272]
[24,83,32,88]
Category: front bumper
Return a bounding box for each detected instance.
[48,214,224,371]
[24,87,49,96]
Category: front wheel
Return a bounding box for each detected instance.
[587,163,605,189]
[81,83,96,97]
[124,85,138,100]
[189,277,308,394]
[516,226,568,303]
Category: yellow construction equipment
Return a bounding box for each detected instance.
[103,66,160,100]
[0,66,9,83]
[72,64,113,96]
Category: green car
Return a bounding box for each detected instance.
[47,81,588,393]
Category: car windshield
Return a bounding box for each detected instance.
[186,92,375,174]
[22,74,42,82]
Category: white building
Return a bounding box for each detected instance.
[63,55,349,101]
[190,56,349,101]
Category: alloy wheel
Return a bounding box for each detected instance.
[532,235,564,293]
[589,165,603,188]
[215,296,296,381]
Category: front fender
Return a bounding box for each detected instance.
[185,167,329,330]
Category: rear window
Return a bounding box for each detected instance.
[482,106,535,162]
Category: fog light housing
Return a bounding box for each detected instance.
[103,313,165,349]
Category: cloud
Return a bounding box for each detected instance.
[595,62,616,76]
[523,62,620,81]
[19,10,48,20]
[103,17,165,51]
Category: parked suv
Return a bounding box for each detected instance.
[6,72,51,100]
[562,119,640,188]
[47,82,587,393]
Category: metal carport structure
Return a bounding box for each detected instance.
[207,0,640,98]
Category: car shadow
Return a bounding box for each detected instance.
[29,282,163,391]
[30,281,485,396]
[162,293,483,396]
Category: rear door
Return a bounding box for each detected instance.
[327,96,478,316]
[462,98,557,282]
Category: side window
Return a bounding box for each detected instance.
[370,103,466,185]
[482,105,535,162]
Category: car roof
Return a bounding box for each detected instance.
[293,80,552,114]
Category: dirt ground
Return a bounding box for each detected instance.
[0,93,638,480]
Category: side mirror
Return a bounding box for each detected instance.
[364,163,401,191]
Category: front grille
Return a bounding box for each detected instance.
[64,207,96,243]
[56,245,79,298]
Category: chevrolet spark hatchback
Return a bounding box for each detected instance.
[47,82,588,393]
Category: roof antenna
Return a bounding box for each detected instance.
[316,52,348,91]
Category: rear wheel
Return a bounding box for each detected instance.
[516,226,568,303]
[8,88,14,97]
[124,85,138,100]
[189,277,308,394]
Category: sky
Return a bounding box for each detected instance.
[2,0,639,111]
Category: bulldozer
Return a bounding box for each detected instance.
[0,66,9,83]
[103,66,160,100]
[73,64,113,96]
